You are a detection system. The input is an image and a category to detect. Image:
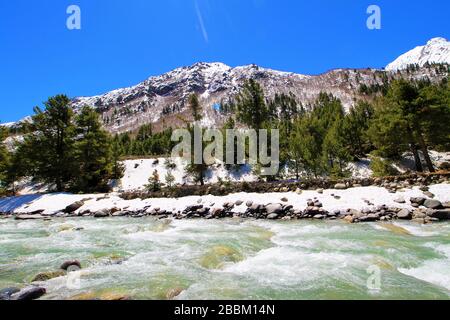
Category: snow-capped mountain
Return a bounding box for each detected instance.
[5,39,448,134]
[386,37,450,71]
[72,60,446,134]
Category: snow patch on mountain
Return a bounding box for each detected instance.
[386,37,450,71]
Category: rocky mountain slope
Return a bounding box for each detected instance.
[4,39,449,134]
[386,37,450,71]
[72,61,447,134]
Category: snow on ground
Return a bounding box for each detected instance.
[119,157,257,191]
[10,151,450,195]
[2,183,449,217]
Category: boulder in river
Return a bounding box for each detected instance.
[94,209,110,218]
[267,213,279,220]
[32,270,66,282]
[14,214,47,220]
[10,286,46,300]
[60,260,82,271]
[426,209,450,220]
[0,287,20,300]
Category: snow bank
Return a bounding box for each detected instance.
[2,184,449,217]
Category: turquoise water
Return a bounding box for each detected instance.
[0,217,449,300]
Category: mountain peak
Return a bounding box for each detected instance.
[386,37,450,71]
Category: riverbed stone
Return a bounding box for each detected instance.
[423,199,443,209]
[94,209,110,218]
[64,201,84,213]
[0,287,20,300]
[334,183,347,190]
[11,286,46,300]
[397,209,412,220]
[60,260,81,271]
[32,270,66,282]
[410,197,426,206]
[267,213,279,220]
[265,203,283,215]
[426,209,450,220]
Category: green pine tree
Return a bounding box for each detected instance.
[21,95,77,191]
[147,169,161,191]
[236,79,269,130]
[72,106,116,192]
[0,127,10,194]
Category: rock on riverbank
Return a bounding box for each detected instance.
[1,182,449,224]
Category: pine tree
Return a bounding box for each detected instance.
[188,93,202,122]
[367,80,450,173]
[147,169,161,191]
[185,95,211,185]
[0,127,10,194]
[165,170,175,188]
[72,106,116,192]
[236,79,269,130]
[21,95,77,191]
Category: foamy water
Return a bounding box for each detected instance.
[0,217,449,300]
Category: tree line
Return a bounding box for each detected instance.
[0,95,124,195]
[0,76,448,194]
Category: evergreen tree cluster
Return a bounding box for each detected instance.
[111,125,175,157]
[2,95,123,193]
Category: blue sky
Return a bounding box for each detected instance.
[0,0,449,122]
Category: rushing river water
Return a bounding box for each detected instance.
[0,217,449,300]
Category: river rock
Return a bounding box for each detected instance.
[359,213,380,222]
[11,286,46,300]
[64,201,84,213]
[334,183,347,190]
[426,209,450,220]
[397,209,412,220]
[235,200,244,206]
[0,287,20,300]
[32,270,66,282]
[94,209,110,218]
[443,202,450,209]
[166,288,184,300]
[14,214,46,220]
[410,197,426,206]
[423,199,443,209]
[60,260,81,271]
[265,204,283,215]
[246,201,253,207]
[280,197,288,202]
[343,215,354,223]
[267,213,279,220]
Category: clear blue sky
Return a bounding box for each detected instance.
[0,0,449,123]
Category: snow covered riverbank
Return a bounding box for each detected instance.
[1,183,449,223]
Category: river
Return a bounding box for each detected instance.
[0,217,449,299]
